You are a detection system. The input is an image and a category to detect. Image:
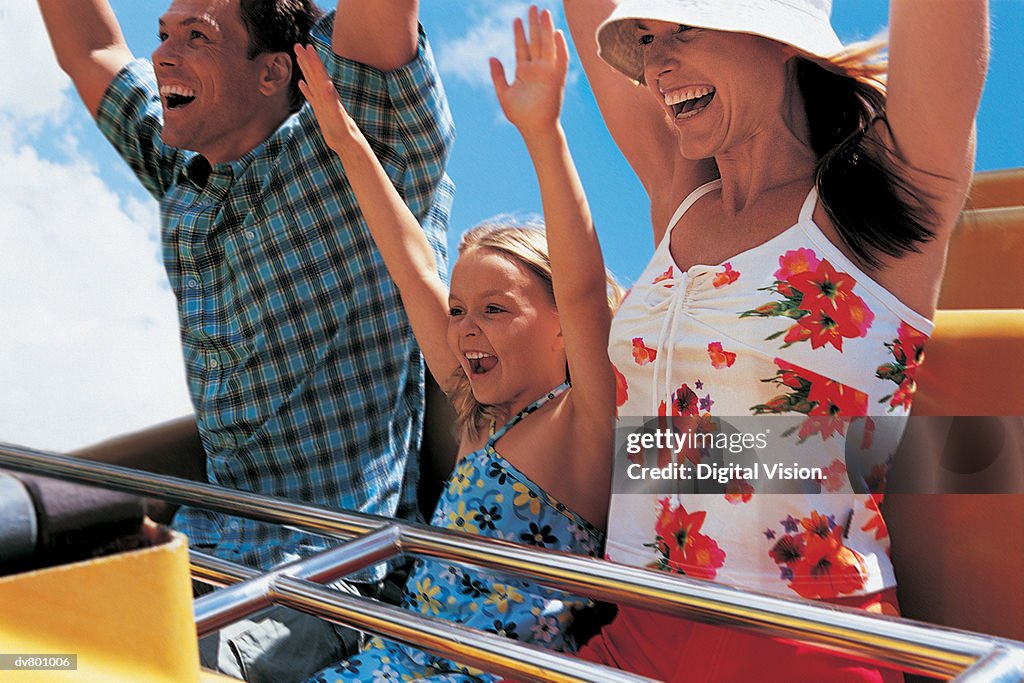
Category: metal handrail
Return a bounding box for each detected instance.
[191,546,655,683]
[2,443,1023,682]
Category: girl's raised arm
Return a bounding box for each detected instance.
[490,7,614,444]
[296,44,460,391]
[884,0,988,229]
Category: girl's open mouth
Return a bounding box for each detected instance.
[465,351,498,375]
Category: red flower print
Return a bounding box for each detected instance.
[725,478,754,504]
[755,359,867,443]
[807,375,867,417]
[894,322,928,372]
[842,295,875,337]
[613,365,628,408]
[801,378,869,439]
[861,494,889,541]
[671,383,700,416]
[652,266,674,285]
[684,533,728,580]
[775,248,821,283]
[821,459,847,492]
[707,342,737,369]
[712,262,740,288]
[775,360,808,389]
[889,382,914,411]
[650,499,726,579]
[788,525,867,599]
[877,322,930,413]
[632,337,657,366]
[860,417,876,450]
[789,260,853,313]
[769,534,805,565]
[795,261,874,334]
[743,254,873,351]
[793,305,864,352]
[766,509,867,598]
[783,324,812,345]
[801,510,834,540]
[864,462,887,494]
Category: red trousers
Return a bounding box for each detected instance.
[506,589,904,683]
[575,589,904,683]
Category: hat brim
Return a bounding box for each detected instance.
[597,0,845,84]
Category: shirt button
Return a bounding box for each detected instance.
[245,230,256,240]
[208,357,219,369]
[187,277,199,289]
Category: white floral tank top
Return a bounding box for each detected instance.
[607,180,932,599]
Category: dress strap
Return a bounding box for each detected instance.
[487,381,570,447]
[799,185,819,224]
[664,179,723,236]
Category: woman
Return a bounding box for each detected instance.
[563,0,988,680]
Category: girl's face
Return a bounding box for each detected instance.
[447,248,566,417]
[636,21,795,160]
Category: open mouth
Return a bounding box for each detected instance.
[160,84,197,110]
[665,86,715,120]
[465,351,498,375]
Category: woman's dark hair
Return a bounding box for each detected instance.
[239,0,325,113]
[797,52,936,269]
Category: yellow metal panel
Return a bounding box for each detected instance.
[0,528,202,683]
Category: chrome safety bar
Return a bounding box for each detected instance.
[2,443,1023,682]
[191,545,655,683]
[193,525,403,637]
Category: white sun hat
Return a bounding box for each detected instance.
[597,0,846,84]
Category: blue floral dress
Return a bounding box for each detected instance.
[306,382,605,683]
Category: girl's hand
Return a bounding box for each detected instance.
[490,6,569,137]
[295,43,361,154]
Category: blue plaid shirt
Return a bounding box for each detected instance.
[96,13,454,574]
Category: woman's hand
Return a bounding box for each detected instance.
[490,6,569,137]
[295,43,362,155]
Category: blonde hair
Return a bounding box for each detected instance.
[446,221,624,443]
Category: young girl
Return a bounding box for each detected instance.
[295,8,617,681]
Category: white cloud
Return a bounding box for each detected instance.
[0,3,192,452]
[435,1,563,90]
[0,132,193,452]
[0,2,73,125]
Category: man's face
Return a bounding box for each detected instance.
[153,0,270,163]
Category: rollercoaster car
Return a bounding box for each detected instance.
[1,169,1022,682]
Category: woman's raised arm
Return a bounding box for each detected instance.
[563,0,714,241]
[884,0,989,228]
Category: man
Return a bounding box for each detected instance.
[37,0,454,679]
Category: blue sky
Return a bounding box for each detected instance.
[1,1,1021,450]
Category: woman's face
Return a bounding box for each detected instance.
[447,248,566,416]
[637,20,796,160]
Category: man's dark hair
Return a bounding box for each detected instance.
[239,0,325,113]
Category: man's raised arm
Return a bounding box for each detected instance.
[332,0,419,72]
[37,0,134,117]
